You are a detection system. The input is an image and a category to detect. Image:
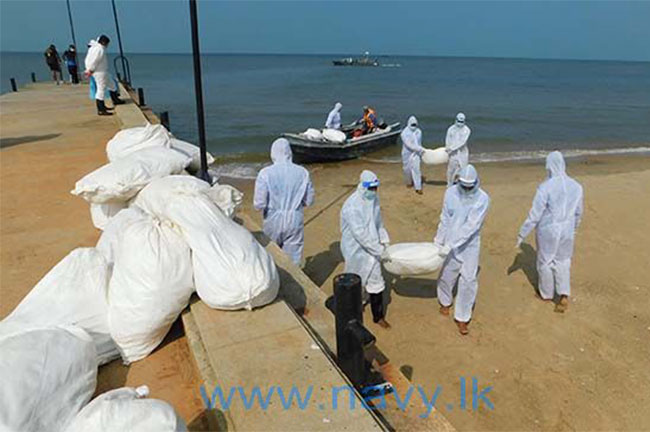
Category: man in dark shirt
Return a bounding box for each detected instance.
[62,45,79,84]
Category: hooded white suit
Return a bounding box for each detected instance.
[85,39,116,100]
[518,151,583,299]
[340,170,390,294]
[445,115,471,186]
[325,103,343,129]
[434,165,490,322]
[254,138,315,265]
[400,116,424,191]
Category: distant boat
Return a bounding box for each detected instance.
[332,51,379,67]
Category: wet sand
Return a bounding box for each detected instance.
[0,83,208,430]
[233,152,650,431]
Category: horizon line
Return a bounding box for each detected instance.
[1,50,648,63]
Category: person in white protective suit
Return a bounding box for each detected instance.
[325,102,343,130]
[516,151,583,313]
[254,138,315,265]
[84,35,124,116]
[340,170,391,328]
[445,112,471,186]
[433,164,489,335]
[400,115,425,195]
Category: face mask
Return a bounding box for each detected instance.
[363,189,377,201]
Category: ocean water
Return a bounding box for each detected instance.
[3,52,649,174]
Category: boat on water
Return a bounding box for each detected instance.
[332,51,379,67]
[283,122,401,163]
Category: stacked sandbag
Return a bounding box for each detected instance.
[206,183,244,218]
[322,128,346,143]
[303,128,323,140]
[107,206,193,364]
[382,242,445,276]
[66,386,186,432]
[0,248,119,365]
[90,202,127,231]
[0,326,97,431]
[133,175,279,310]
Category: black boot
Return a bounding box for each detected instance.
[110,91,125,105]
[96,99,113,116]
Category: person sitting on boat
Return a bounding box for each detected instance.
[325,102,343,130]
[353,106,379,137]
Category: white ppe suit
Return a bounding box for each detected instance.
[85,39,116,101]
[340,170,390,294]
[445,114,471,186]
[325,103,343,129]
[254,138,315,265]
[434,164,490,322]
[400,116,425,191]
[518,151,583,299]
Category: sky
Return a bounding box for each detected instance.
[1,0,649,61]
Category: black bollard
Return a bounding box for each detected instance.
[31,73,36,83]
[160,111,170,131]
[10,78,17,92]
[137,87,145,107]
[333,273,376,388]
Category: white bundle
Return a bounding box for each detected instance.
[0,248,119,365]
[66,386,186,432]
[108,210,194,364]
[322,128,346,143]
[303,128,323,140]
[170,138,215,172]
[89,201,127,230]
[422,147,449,165]
[0,326,97,431]
[106,123,172,162]
[71,147,192,204]
[382,242,445,276]
[206,183,244,218]
[133,176,279,310]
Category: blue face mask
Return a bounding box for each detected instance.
[363,189,377,201]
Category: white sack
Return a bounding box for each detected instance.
[322,128,346,143]
[71,147,192,204]
[0,248,118,365]
[133,176,279,310]
[170,138,215,172]
[108,212,194,364]
[66,386,186,432]
[206,183,244,218]
[106,123,172,162]
[382,242,445,276]
[96,207,145,267]
[303,128,323,140]
[0,326,97,431]
[90,201,127,230]
[422,147,449,165]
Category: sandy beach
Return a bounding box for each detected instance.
[232,152,650,431]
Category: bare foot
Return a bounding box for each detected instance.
[376,319,391,329]
[554,296,569,313]
[415,189,423,195]
[456,320,469,335]
[439,305,451,316]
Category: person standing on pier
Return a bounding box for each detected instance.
[44,45,62,85]
[254,138,315,266]
[84,35,124,116]
[340,170,391,329]
[445,112,471,186]
[62,45,79,84]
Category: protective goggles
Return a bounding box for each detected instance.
[362,179,380,188]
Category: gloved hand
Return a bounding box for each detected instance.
[438,244,451,258]
[516,236,523,249]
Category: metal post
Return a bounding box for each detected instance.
[189,0,210,182]
[31,73,36,83]
[10,78,17,92]
[333,274,376,388]
[111,0,129,85]
[137,87,145,106]
[160,111,170,131]
[65,0,77,49]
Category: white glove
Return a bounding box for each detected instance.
[439,244,451,258]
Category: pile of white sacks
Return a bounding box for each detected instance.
[0,123,280,431]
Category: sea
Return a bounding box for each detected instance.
[2,52,649,178]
